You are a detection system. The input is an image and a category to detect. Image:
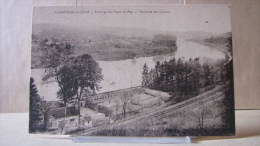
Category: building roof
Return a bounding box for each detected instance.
[84,116,92,121]
[48,101,64,108]
[50,107,79,119]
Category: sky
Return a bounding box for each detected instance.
[33,5,231,34]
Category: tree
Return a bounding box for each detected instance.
[182,61,191,96]
[40,99,51,131]
[220,61,235,134]
[29,77,42,133]
[176,58,184,96]
[58,120,66,134]
[120,90,133,119]
[189,58,201,95]
[168,58,176,91]
[67,54,103,127]
[41,40,74,88]
[202,63,214,87]
[155,61,161,77]
[141,63,149,87]
[227,36,232,51]
[56,66,78,106]
[190,103,212,135]
[148,69,157,89]
[114,99,120,120]
[42,41,74,120]
[41,41,73,69]
[159,61,168,91]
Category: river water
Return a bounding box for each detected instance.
[31,39,225,101]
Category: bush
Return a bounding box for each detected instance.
[65,127,85,135]
[85,100,97,110]
[97,105,112,117]
[85,100,112,117]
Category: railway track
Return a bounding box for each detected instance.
[108,92,224,130]
[77,85,225,136]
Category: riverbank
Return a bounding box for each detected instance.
[187,39,232,64]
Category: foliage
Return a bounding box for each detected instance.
[56,66,78,105]
[29,77,42,133]
[85,100,97,110]
[142,58,204,100]
[40,100,51,131]
[120,90,134,119]
[40,40,73,69]
[65,127,85,135]
[220,61,235,134]
[227,36,232,51]
[92,128,127,136]
[68,54,103,96]
[85,100,112,117]
[41,38,103,128]
[202,63,214,87]
[41,40,74,107]
[59,54,104,127]
[190,103,213,134]
[97,105,113,117]
[58,120,66,134]
[141,63,149,87]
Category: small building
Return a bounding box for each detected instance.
[83,116,92,127]
[47,107,79,130]
[47,106,93,130]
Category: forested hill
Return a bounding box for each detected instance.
[31,24,178,68]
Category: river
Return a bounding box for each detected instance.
[31,38,225,101]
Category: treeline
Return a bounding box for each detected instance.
[30,77,64,133]
[142,57,230,102]
[220,61,235,135]
[204,33,232,52]
[29,77,48,133]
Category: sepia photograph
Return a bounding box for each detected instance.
[29,5,235,136]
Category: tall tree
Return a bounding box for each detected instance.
[148,69,157,89]
[40,100,51,131]
[141,63,149,87]
[202,63,214,87]
[120,90,133,119]
[190,58,201,95]
[68,54,103,127]
[42,41,74,120]
[57,66,78,106]
[42,41,74,96]
[183,61,191,96]
[168,58,176,91]
[29,77,42,133]
[155,61,161,77]
[176,58,184,96]
[221,61,235,134]
[190,103,212,135]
